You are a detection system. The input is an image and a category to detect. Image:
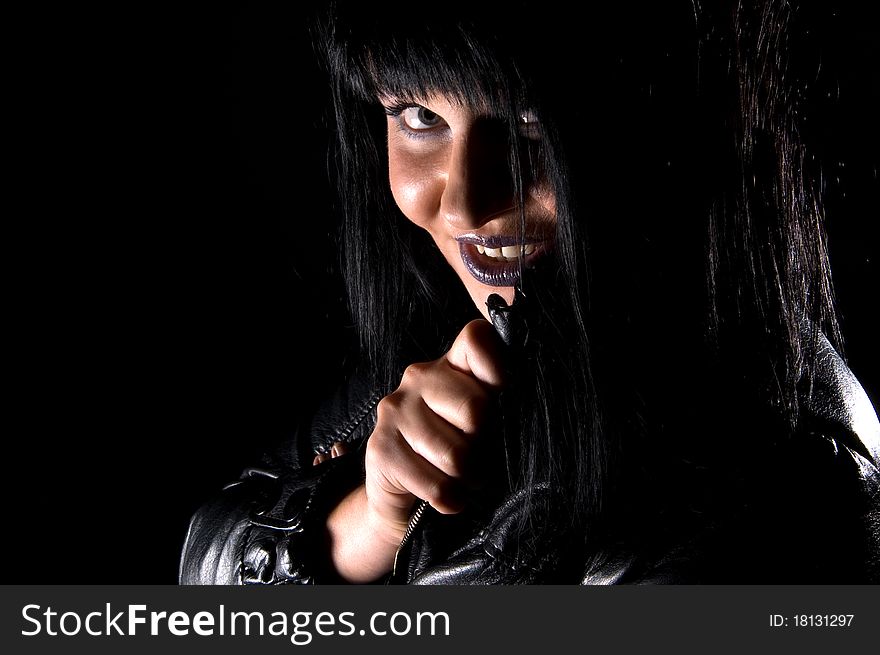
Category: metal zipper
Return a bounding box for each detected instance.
[390,500,429,581]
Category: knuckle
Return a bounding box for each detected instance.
[455,394,486,432]
[422,477,462,514]
[401,362,429,385]
[421,478,448,505]
[437,441,467,478]
[376,393,402,420]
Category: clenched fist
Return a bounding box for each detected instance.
[326,319,505,582]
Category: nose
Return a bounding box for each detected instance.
[439,118,516,230]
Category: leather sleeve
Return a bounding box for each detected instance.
[179,452,365,584]
[179,372,380,585]
[795,333,880,581]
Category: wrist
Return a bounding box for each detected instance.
[364,496,411,550]
[327,485,410,583]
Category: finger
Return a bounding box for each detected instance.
[367,431,466,515]
[397,360,492,434]
[371,386,479,478]
[418,367,491,435]
[445,319,505,389]
[399,400,475,479]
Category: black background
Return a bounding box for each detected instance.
[7,5,876,583]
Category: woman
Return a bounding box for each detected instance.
[180,0,879,584]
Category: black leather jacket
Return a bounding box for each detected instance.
[179,336,880,584]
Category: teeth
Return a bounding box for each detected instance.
[475,242,537,261]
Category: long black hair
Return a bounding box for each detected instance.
[314,0,842,546]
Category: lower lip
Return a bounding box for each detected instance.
[458,242,551,287]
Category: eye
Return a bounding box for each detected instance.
[518,109,541,139]
[401,106,445,130]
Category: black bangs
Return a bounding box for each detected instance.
[319,2,539,115]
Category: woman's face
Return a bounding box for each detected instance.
[383,93,556,320]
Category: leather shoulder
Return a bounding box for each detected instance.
[804,333,880,463]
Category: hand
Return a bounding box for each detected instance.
[326,319,505,581]
[364,318,506,544]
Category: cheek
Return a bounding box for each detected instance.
[388,144,443,229]
[532,180,557,222]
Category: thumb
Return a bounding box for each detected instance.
[445,319,505,389]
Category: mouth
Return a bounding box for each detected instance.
[456,235,553,287]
